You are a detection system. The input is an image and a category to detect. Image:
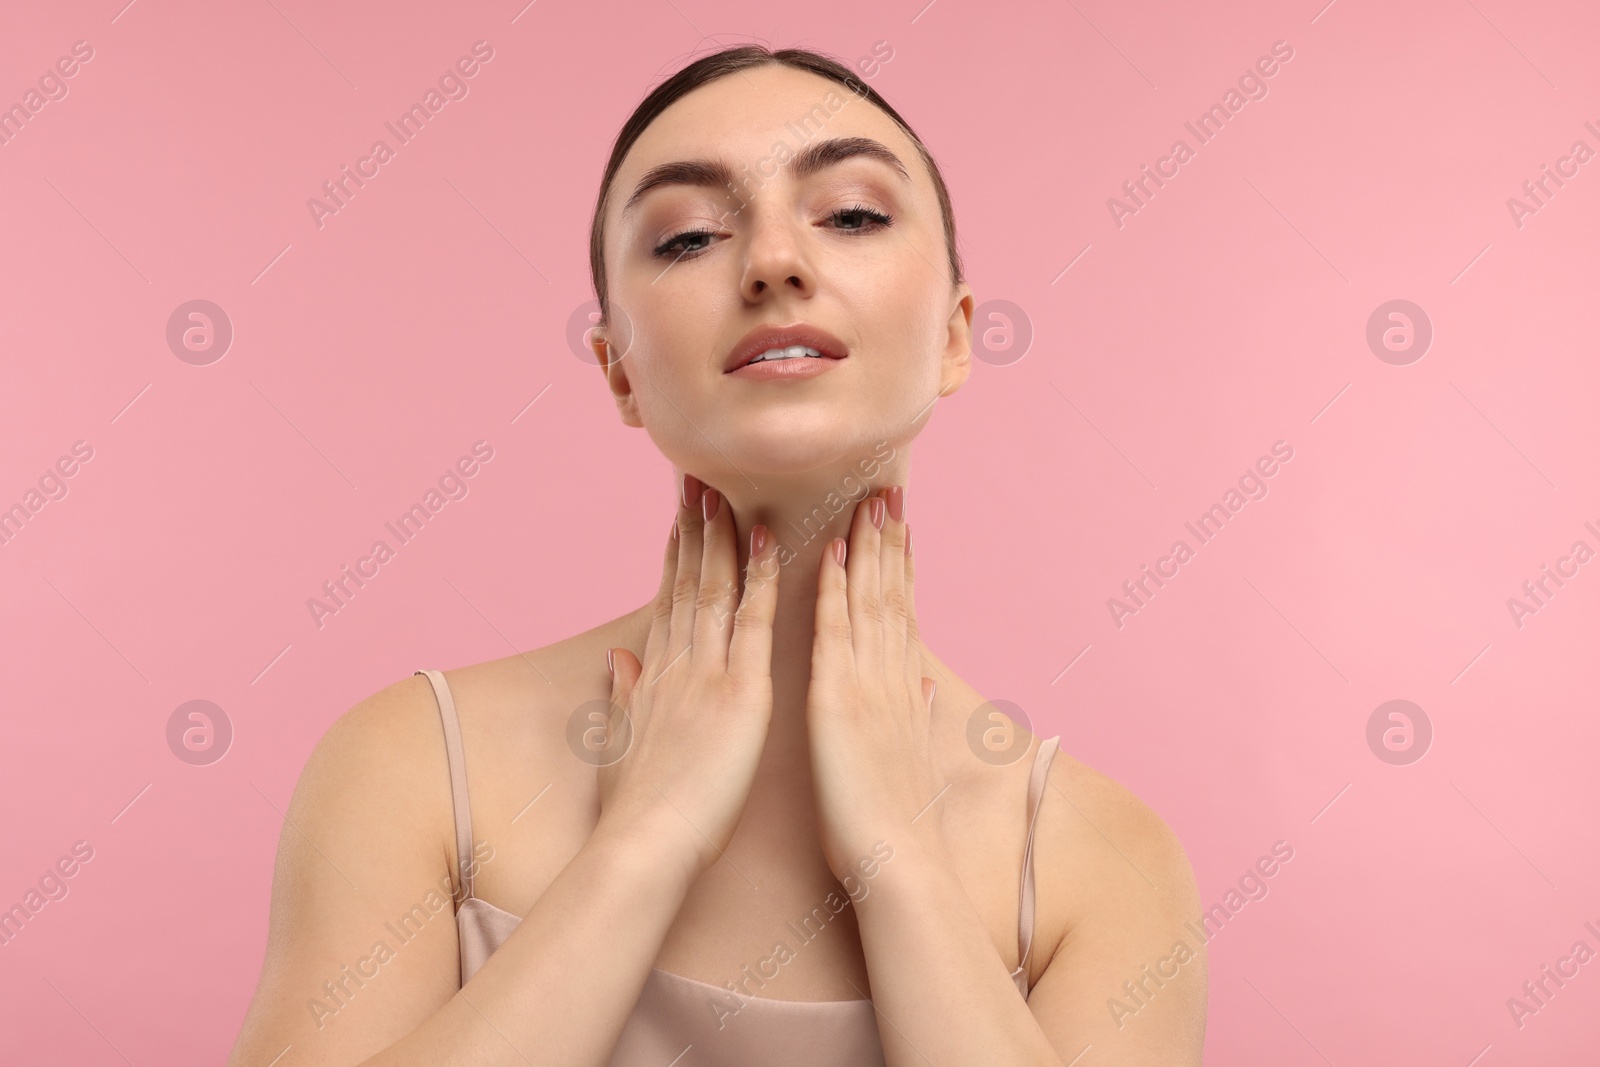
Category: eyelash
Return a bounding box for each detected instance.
[651,203,894,260]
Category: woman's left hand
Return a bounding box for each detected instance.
[807,486,950,880]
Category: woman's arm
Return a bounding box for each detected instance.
[854,765,1207,1067]
[224,674,700,1067]
[228,482,781,1066]
[805,490,1206,1064]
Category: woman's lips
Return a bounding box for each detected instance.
[725,354,846,380]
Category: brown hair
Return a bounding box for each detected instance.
[587,44,964,327]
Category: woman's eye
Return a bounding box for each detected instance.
[653,228,716,260]
[827,205,893,232]
[651,205,893,260]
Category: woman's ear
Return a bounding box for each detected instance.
[591,329,645,428]
[938,286,975,398]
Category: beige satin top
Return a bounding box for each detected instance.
[417,668,1062,1066]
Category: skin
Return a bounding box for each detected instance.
[226,63,1207,1066]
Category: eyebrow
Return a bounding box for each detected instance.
[620,136,911,217]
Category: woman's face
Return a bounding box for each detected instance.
[596,64,973,484]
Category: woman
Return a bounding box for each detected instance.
[227,45,1207,1066]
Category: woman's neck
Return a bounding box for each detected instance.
[631,481,907,855]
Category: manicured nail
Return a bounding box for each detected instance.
[605,648,615,676]
[868,497,885,530]
[750,524,767,556]
[885,486,905,523]
[671,517,679,541]
[906,523,913,556]
[701,487,720,521]
[832,538,847,567]
[681,473,702,507]
[928,681,937,707]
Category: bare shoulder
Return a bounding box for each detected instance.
[1034,745,1200,929]
[290,671,460,864]
[1025,742,1208,1064]
[226,673,471,1064]
[419,611,647,914]
[228,623,638,1065]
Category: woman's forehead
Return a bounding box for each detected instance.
[616,65,915,188]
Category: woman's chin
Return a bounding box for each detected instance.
[704,427,886,479]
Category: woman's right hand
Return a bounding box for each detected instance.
[595,475,780,881]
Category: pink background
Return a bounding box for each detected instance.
[2,0,1597,1063]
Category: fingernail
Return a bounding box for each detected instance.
[671,517,679,541]
[832,538,847,567]
[928,681,937,707]
[750,524,767,556]
[682,473,702,507]
[701,487,720,522]
[906,523,913,557]
[885,486,905,523]
[605,647,615,676]
[868,497,885,530]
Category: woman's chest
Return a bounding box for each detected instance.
[470,767,1035,1003]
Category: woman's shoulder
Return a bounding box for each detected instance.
[425,605,649,750]
[1028,739,1202,966]
[298,609,641,845]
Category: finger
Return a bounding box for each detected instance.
[641,514,680,674]
[664,473,706,670]
[813,535,855,683]
[692,485,739,671]
[846,493,884,676]
[902,520,923,691]
[603,646,642,762]
[878,486,910,675]
[728,523,780,681]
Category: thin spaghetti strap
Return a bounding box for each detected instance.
[1017,735,1062,979]
[415,669,476,903]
